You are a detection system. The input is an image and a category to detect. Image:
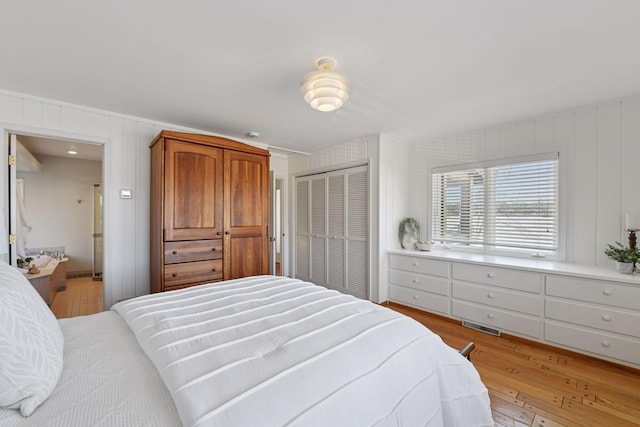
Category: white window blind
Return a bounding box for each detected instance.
[432,153,558,257]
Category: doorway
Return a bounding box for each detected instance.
[8,133,104,307]
[269,174,286,276]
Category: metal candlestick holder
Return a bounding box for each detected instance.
[627,228,638,272]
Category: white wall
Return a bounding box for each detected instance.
[0,89,285,308]
[408,95,640,268]
[17,155,101,274]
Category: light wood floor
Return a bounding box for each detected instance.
[387,302,640,427]
[49,284,640,426]
[50,276,103,318]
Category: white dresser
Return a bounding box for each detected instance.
[544,275,640,365]
[451,263,543,339]
[387,249,640,369]
[388,254,449,315]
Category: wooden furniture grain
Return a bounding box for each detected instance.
[150,131,269,293]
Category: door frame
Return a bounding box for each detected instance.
[1,124,108,298]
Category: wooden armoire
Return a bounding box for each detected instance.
[150,131,270,293]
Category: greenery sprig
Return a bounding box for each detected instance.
[604,242,640,263]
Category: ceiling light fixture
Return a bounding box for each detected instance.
[67,150,78,155]
[300,57,350,112]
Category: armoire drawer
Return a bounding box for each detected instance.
[164,239,223,264]
[545,320,640,365]
[452,263,541,293]
[164,259,223,287]
[389,270,449,296]
[389,254,449,277]
[389,285,450,315]
[452,281,541,316]
[452,300,541,338]
[546,275,640,310]
[545,299,640,337]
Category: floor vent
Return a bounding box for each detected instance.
[462,320,501,337]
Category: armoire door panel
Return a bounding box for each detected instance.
[224,149,269,280]
[226,152,266,228]
[226,235,265,280]
[164,140,223,241]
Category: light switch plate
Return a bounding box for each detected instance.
[120,189,132,199]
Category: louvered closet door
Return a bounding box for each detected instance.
[327,174,345,289]
[295,165,368,299]
[310,177,327,285]
[295,179,310,281]
[345,167,368,299]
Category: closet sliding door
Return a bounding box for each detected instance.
[295,165,368,299]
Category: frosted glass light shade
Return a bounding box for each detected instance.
[300,60,350,112]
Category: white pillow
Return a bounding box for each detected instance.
[0,259,64,416]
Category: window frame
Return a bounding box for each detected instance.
[430,152,561,260]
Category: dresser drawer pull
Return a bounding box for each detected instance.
[487,313,495,319]
[487,273,495,278]
[412,262,419,267]
[172,250,178,254]
[487,293,495,299]
[603,289,612,296]
[412,295,419,300]
[601,340,610,348]
[172,273,177,277]
[211,248,216,251]
[602,314,612,321]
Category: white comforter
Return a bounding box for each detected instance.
[112,276,493,427]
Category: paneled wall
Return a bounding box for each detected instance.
[409,95,640,267]
[0,89,275,308]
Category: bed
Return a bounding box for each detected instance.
[0,261,493,426]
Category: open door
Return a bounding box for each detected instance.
[7,134,17,265]
[269,171,276,275]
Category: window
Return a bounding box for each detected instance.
[432,153,558,258]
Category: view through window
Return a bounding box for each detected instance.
[432,153,558,257]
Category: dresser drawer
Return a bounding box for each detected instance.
[546,275,640,310]
[389,285,450,315]
[389,270,449,296]
[452,263,541,293]
[165,239,223,264]
[389,254,449,277]
[164,259,223,287]
[545,299,640,337]
[452,281,541,316]
[452,300,541,338]
[545,320,640,365]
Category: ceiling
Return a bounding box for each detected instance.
[17,135,103,162]
[1,1,639,154]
